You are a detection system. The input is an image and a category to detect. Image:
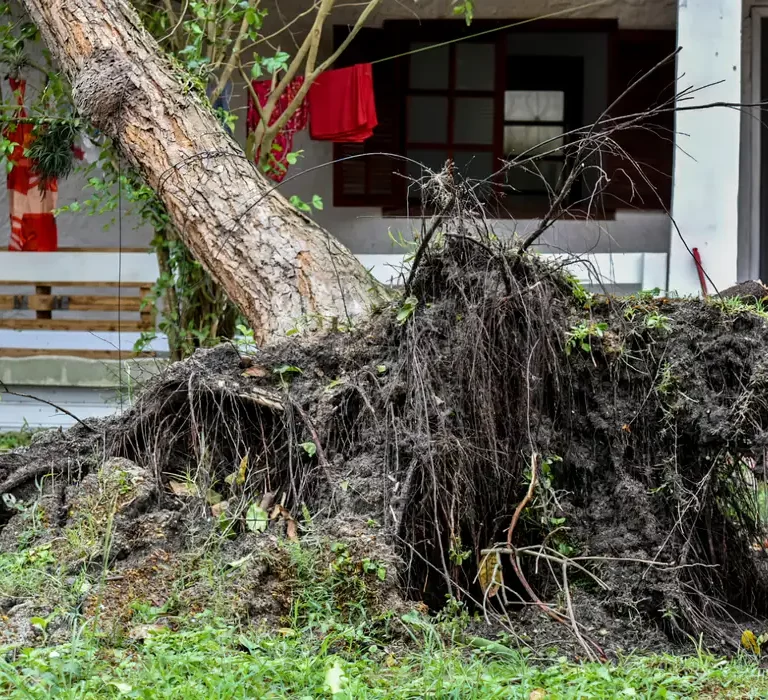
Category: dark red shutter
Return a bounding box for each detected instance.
[603,30,677,211]
[331,25,404,207]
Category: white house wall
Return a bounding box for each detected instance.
[3,0,752,275]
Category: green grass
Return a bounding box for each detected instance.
[0,456,766,698]
[0,427,35,452]
[0,615,766,698]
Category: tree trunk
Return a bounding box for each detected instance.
[20,0,383,344]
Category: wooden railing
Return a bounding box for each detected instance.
[0,250,163,359]
[0,250,668,359]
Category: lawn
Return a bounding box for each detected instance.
[1,613,766,698]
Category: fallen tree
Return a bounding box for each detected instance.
[2,221,768,656]
[18,0,383,344]
[8,0,767,659]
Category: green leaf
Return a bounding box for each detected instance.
[289,195,311,213]
[30,617,48,630]
[300,441,317,457]
[396,296,419,324]
[311,194,324,210]
[273,364,302,376]
[324,661,346,695]
[246,503,269,533]
[110,683,133,695]
[286,150,304,165]
[250,61,263,79]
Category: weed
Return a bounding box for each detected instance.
[397,295,419,324]
[656,361,678,397]
[565,273,593,307]
[565,321,607,355]
[644,310,671,332]
[0,426,34,452]
[0,615,766,698]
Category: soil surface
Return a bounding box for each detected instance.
[2,247,768,658]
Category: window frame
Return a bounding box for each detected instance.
[404,39,499,171]
[380,18,619,218]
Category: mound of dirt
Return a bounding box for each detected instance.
[2,242,768,658]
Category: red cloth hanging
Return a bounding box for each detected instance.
[247,77,309,182]
[308,64,377,143]
[5,78,59,251]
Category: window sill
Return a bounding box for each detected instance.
[381,204,617,221]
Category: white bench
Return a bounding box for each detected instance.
[0,251,167,358]
[0,250,667,359]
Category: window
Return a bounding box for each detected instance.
[404,40,586,210]
[333,22,676,215]
[405,42,497,191]
[502,55,584,209]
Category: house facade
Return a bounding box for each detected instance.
[0,0,761,427]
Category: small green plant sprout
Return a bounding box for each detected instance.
[397,295,419,325]
[637,287,661,301]
[273,364,303,385]
[644,310,670,332]
[656,361,677,397]
[245,502,269,533]
[325,377,346,393]
[362,558,387,582]
[565,321,607,355]
[234,324,257,353]
[300,442,317,458]
[449,536,472,566]
[387,228,418,252]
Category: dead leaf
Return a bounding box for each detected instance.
[260,492,276,512]
[236,454,249,485]
[268,504,300,541]
[211,500,228,518]
[242,365,268,378]
[621,423,631,434]
[169,480,198,497]
[206,488,223,505]
[742,629,761,654]
[529,689,547,700]
[128,623,166,641]
[227,553,253,569]
[478,552,503,598]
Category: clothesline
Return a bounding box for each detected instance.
[368,0,610,66]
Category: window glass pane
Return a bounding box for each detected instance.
[454,97,494,145]
[456,43,495,91]
[504,91,564,122]
[505,160,563,192]
[409,43,449,90]
[504,125,563,157]
[408,96,448,143]
[406,149,450,183]
[454,151,494,182]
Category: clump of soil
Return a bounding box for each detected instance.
[2,240,768,658]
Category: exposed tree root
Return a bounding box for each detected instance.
[2,237,768,655]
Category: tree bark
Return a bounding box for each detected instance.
[20,0,383,344]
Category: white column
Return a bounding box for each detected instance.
[668,0,742,296]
